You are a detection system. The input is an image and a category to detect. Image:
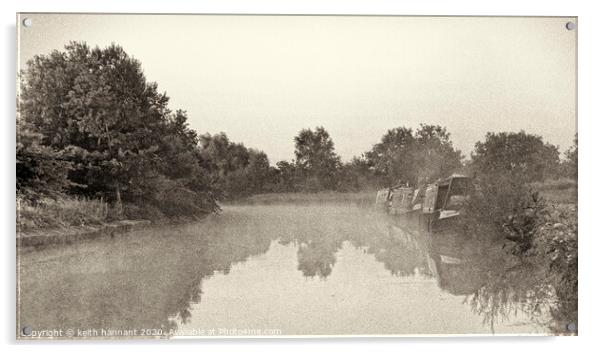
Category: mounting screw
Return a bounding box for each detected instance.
[565,22,576,31]
[22,326,32,336]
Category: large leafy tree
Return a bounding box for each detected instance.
[20,42,167,202]
[198,133,272,199]
[293,126,341,191]
[365,124,462,187]
[365,127,415,187]
[412,124,463,185]
[19,42,218,215]
[471,131,560,183]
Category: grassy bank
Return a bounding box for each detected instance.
[235,191,376,206]
[17,197,168,234]
[17,197,111,232]
[238,178,578,207]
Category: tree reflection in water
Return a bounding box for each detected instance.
[355,218,565,333]
[18,210,277,335]
[18,205,569,335]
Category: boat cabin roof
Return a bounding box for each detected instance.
[436,174,470,187]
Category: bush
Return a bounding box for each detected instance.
[457,173,546,254]
[460,173,577,333]
[532,204,578,332]
[122,203,165,222]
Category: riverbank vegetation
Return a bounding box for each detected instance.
[17,41,577,333]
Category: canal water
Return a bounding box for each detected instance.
[17,204,551,337]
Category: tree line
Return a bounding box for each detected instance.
[17,42,577,219]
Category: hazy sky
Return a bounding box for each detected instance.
[18,14,576,163]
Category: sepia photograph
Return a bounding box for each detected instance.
[15,13,577,339]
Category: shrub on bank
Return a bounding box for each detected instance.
[455,174,546,252]
[459,172,577,333]
[532,204,578,332]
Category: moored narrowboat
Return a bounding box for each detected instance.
[375,174,473,234]
[418,174,473,233]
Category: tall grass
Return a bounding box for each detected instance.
[17,197,110,232]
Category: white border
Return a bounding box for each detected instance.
[3,1,600,352]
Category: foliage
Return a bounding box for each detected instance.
[365,127,415,186]
[365,124,463,187]
[412,124,464,185]
[457,173,547,254]
[198,133,274,199]
[293,126,342,191]
[471,131,560,183]
[336,156,375,191]
[16,123,74,201]
[272,160,298,192]
[18,42,218,218]
[532,204,578,332]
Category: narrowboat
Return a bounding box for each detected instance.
[417,174,473,233]
[375,174,473,234]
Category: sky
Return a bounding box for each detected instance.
[18,14,577,163]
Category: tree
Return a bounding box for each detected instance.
[198,133,272,199]
[365,124,462,187]
[338,156,375,191]
[365,127,415,187]
[412,124,463,185]
[20,42,167,203]
[244,150,272,194]
[471,131,560,183]
[293,127,341,191]
[274,160,298,192]
[19,42,218,216]
[16,122,74,201]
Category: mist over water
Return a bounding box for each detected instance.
[18,202,549,336]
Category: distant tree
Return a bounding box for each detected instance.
[293,127,341,191]
[338,156,375,191]
[412,124,463,185]
[472,131,560,183]
[245,150,272,193]
[198,133,272,199]
[274,160,298,192]
[365,124,462,187]
[365,127,415,187]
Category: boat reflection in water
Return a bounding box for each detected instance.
[364,219,556,333]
